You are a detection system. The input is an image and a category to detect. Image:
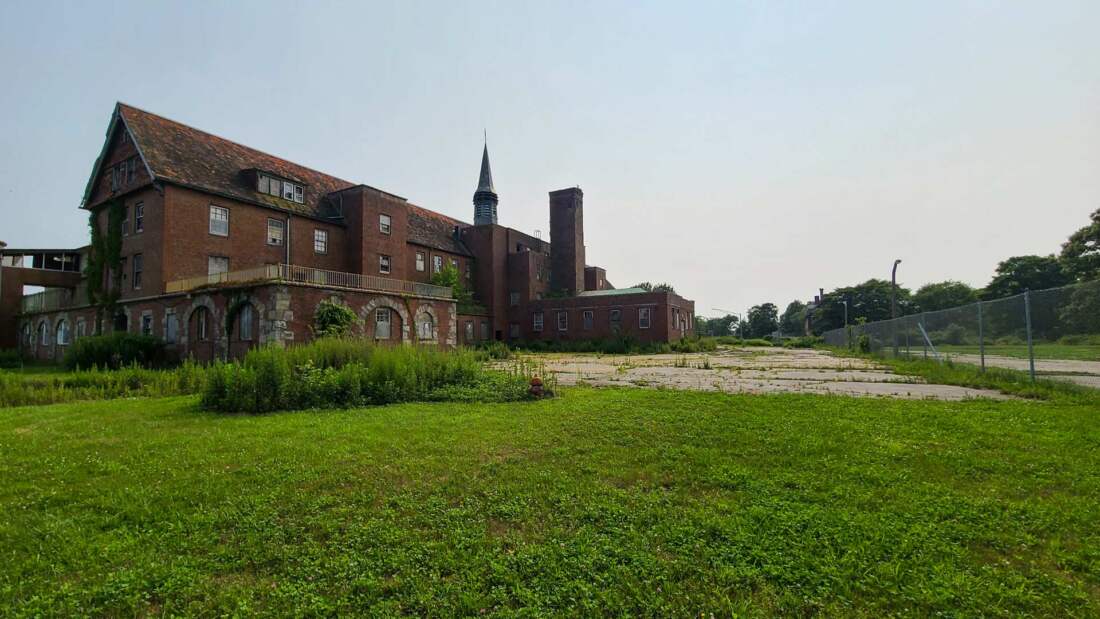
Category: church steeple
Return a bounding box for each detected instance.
[473,139,498,225]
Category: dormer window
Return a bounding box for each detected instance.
[257,172,305,204]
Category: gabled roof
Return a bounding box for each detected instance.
[81,103,475,255]
[112,103,355,219]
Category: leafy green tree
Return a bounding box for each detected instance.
[1060,208,1100,282]
[811,279,912,334]
[981,255,1071,300]
[694,315,709,337]
[703,314,738,337]
[631,282,676,294]
[779,301,806,335]
[911,281,978,312]
[745,303,779,338]
[314,300,357,338]
[431,265,474,307]
[1059,280,1100,334]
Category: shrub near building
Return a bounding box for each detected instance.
[201,339,539,413]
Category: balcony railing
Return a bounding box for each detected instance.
[165,264,453,299]
[21,288,76,314]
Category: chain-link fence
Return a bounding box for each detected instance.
[821,280,1100,386]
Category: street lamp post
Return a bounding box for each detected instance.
[891,259,902,357]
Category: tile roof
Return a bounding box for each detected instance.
[407,205,472,256]
[115,103,473,256]
[119,103,355,219]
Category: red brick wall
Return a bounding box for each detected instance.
[549,188,585,295]
[516,291,695,344]
[86,121,154,209]
[162,185,346,285]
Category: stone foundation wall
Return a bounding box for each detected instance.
[16,283,457,363]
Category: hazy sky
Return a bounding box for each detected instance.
[2,1,1098,316]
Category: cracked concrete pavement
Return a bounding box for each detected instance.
[529,347,1011,400]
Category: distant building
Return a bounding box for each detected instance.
[0,103,694,361]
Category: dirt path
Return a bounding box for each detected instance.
[530,347,1009,400]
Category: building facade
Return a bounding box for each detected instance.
[0,103,694,361]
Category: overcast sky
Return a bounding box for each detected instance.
[1,1,1098,316]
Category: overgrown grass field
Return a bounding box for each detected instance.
[2,388,1098,615]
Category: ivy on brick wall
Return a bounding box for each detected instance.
[85,200,124,333]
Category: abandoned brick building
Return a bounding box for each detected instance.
[0,103,695,361]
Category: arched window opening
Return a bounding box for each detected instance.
[38,321,49,346]
[417,313,434,341]
[238,304,254,341]
[375,308,391,339]
[56,320,70,346]
[193,307,211,341]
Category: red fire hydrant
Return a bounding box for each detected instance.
[528,376,544,398]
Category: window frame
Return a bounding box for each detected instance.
[379,254,392,275]
[375,308,391,339]
[209,205,229,237]
[379,213,392,235]
[165,312,179,344]
[195,308,209,341]
[639,307,652,329]
[557,311,568,332]
[432,255,443,274]
[313,229,328,254]
[415,251,426,272]
[533,312,544,332]
[131,253,143,290]
[134,202,144,233]
[267,217,286,246]
[140,313,153,336]
[417,313,434,340]
[239,304,254,341]
[208,255,230,276]
[583,310,594,330]
[509,292,519,307]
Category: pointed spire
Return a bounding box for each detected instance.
[473,136,499,225]
[477,140,495,194]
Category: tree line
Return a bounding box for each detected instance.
[697,208,1100,338]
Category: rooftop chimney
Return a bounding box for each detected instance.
[549,187,585,295]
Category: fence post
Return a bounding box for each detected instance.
[1023,289,1036,382]
[921,313,927,359]
[905,317,910,359]
[977,300,985,373]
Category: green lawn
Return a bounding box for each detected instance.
[936,343,1100,361]
[2,389,1098,616]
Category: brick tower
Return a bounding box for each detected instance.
[549,187,585,295]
